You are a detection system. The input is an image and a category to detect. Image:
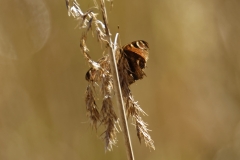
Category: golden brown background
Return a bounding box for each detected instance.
[1,0,240,159]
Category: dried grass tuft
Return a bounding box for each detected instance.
[66,0,155,155]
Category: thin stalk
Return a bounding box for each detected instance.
[99,0,135,160]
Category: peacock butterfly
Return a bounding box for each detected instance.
[85,40,149,85]
[121,40,149,81]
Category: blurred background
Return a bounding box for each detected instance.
[0,0,240,159]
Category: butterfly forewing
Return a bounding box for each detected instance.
[123,40,149,62]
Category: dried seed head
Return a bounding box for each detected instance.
[66,0,154,151]
[85,86,100,130]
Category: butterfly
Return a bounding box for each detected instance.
[85,40,149,85]
[121,40,149,81]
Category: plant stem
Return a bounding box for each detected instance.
[99,0,135,159]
